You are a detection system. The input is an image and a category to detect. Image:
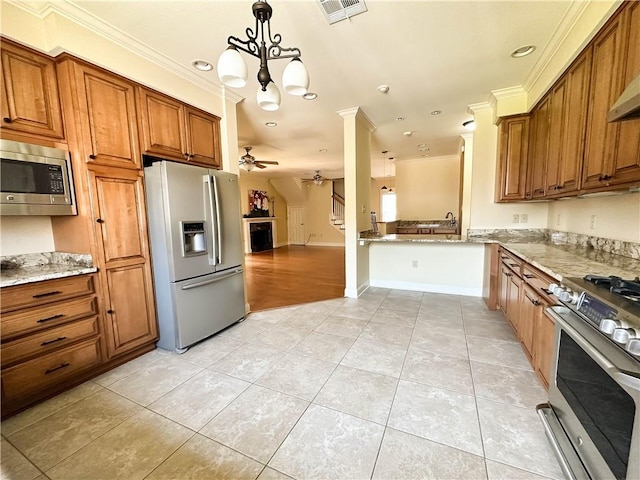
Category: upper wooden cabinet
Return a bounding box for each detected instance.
[497,1,639,202]
[57,58,141,170]
[496,115,529,202]
[138,88,221,169]
[0,38,65,142]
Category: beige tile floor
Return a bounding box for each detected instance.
[1,289,564,480]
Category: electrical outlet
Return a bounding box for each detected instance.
[361,205,366,214]
[411,260,418,268]
[556,214,561,226]
[512,214,520,224]
[520,214,528,224]
[590,215,597,229]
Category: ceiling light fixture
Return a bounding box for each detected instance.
[192,60,213,71]
[217,1,310,111]
[319,148,327,152]
[431,110,441,116]
[396,117,404,121]
[463,120,476,131]
[303,92,317,100]
[243,162,255,172]
[380,150,388,191]
[265,121,277,127]
[511,45,536,58]
[378,85,390,94]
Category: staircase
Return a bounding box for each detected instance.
[330,193,345,233]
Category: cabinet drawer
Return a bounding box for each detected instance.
[1,275,96,313]
[522,264,555,302]
[1,338,101,400]
[499,249,523,274]
[1,295,98,340]
[397,228,419,234]
[1,316,99,367]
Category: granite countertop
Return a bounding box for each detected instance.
[0,252,97,288]
[360,230,639,281]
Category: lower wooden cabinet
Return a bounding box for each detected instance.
[496,247,557,388]
[0,274,102,415]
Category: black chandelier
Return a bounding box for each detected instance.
[217,1,310,111]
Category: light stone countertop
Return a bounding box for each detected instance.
[0,252,97,288]
[360,232,639,282]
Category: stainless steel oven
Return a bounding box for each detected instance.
[537,277,640,480]
[0,139,76,215]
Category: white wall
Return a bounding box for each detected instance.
[369,243,485,296]
[304,182,346,246]
[396,155,460,220]
[548,193,640,242]
[0,217,55,255]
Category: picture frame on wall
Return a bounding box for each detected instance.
[248,189,270,217]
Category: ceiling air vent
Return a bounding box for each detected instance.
[319,0,367,25]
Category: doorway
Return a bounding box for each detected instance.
[287,206,306,245]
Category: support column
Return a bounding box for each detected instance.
[337,107,376,298]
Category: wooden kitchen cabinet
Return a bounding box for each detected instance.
[1,274,101,417]
[0,38,65,142]
[534,310,556,388]
[138,87,221,169]
[88,167,158,358]
[495,115,530,202]
[57,57,141,170]
[582,4,640,191]
[519,283,540,359]
[526,95,550,199]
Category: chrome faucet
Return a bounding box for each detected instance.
[445,211,456,226]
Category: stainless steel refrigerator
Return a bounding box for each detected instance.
[144,160,246,352]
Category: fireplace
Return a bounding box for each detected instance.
[249,222,273,252]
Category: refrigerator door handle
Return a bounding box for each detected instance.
[212,175,223,264]
[204,175,218,266]
[181,268,243,290]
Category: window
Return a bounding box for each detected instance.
[381,191,396,222]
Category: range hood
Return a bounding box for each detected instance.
[608,74,640,122]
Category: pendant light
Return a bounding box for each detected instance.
[380,150,388,191]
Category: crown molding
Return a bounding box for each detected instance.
[467,102,492,115]
[337,107,376,132]
[6,0,227,101]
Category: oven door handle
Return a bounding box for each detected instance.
[545,307,640,384]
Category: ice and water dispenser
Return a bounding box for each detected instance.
[180,221,207,257]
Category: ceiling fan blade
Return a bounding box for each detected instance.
[254,162,268,169]
[255,160,279,165]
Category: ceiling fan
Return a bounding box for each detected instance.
[302,170,327,186]
[239,146,279,171]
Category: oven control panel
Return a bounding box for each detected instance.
[576,293,618,327]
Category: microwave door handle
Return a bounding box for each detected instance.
[212,175,223,264]
[204,175,218,266]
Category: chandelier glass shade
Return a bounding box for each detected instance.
[217,0,310,111]
[243,162,255,171]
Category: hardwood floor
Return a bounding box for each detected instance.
[244,245,345,312]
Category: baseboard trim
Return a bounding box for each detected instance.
[369,279,482,297]
[344,281,370,298]
[305,241,345,247]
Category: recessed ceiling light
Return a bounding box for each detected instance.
[418,146,429,152]
[265,122,277,127]
[431,110,441,116]
[417,144,426,148]
[192,60,213,71]
[378,85,390,94]
[319,148,327,152]
[421,154,429,157]
[396,117,405,121]
[511,45,536,58]
[303,92,317,100]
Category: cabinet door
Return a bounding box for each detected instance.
[528,96,550,198]
[582,14,625,190]
[185,107,221,169]
[74,64,141,169]
[0,40,64,140]
[499,264,510,314]
[89,168,157,358]
[103,263,157,356]
[496,115,529,202]
[519,284,539,358]
[545,83,565,194]
[507,274,521,333]
[138,88,187,161]
[611,2,640,187]
[534,310,556,388]
[559,50,592,193]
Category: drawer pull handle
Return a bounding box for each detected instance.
[524,274,535,279]
[33,290,62,299]
[45,362,70,374]
[96,218,105,224]
[36,314,64,323]
[41,336,67,346]
[530,298,541,306]
[510,263,519,268]
[3,117,11,123]
[89,154,97,159]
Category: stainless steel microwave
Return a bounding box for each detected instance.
[0,139,76,215]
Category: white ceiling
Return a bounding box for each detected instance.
[48,0,575,179]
